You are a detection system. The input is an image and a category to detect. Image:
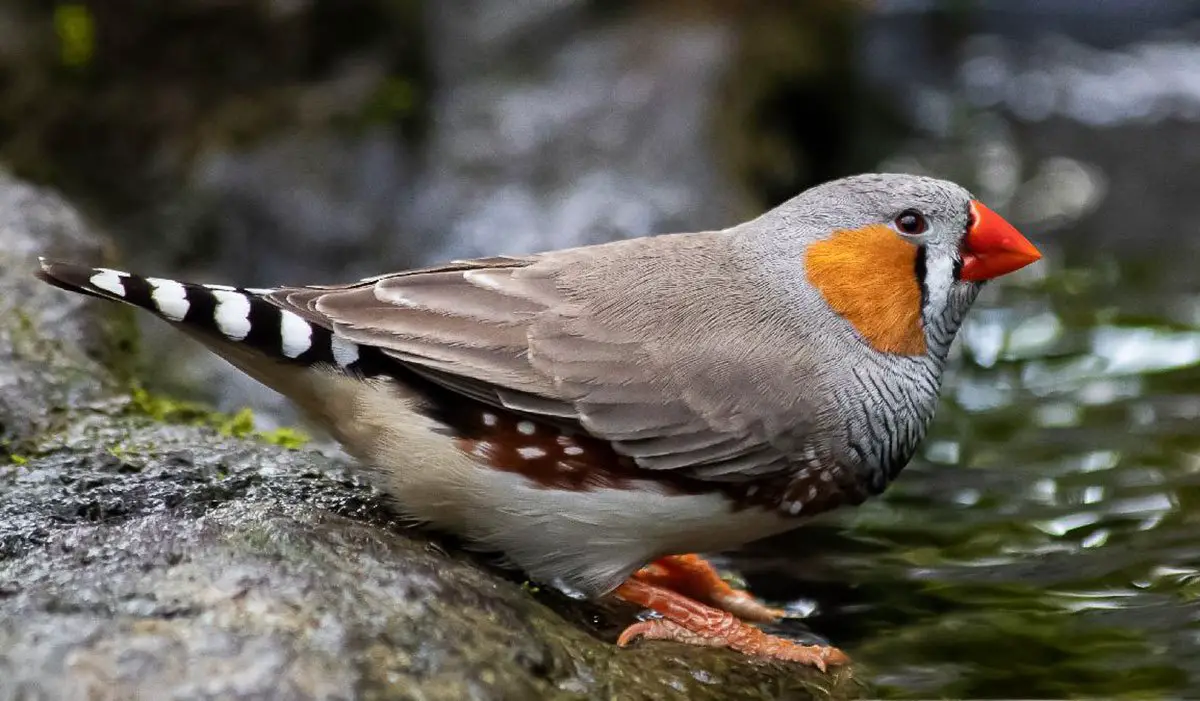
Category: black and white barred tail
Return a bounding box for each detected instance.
[37,259,369,373]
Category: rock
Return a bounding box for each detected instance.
[0,174,853,699]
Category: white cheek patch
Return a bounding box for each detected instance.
[146,277,190,321]
[89,268,128,297]
[922,253,957,312]
[279,310,313,358]
[211,290,252,341]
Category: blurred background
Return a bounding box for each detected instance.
[3,0,1200,697]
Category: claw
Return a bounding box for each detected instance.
[614,578,849,670]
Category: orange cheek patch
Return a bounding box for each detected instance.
[804,224,926,356]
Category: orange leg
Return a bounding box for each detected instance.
[614,578,849,670]
[633,554,785,622]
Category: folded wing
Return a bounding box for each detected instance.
[266,239,813,482]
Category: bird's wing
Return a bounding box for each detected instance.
[266,235,818,481]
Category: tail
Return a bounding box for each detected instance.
[36,259,365,372]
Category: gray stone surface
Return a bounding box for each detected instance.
[0,174,850,700]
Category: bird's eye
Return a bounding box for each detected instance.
[894,210,928,236]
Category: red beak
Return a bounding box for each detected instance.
[959,201,1042,282]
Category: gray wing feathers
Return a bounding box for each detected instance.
[264,239,814,481]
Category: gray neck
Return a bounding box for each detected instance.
[923,280,981,366]
[840,281,980,493]
[838,353,941,494]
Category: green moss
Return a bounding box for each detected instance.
[128,385,219,425]
[256,427,311,450]
[54,4,96,68]
[215,407,257,438]
[127,387,309,450]
[1,435,34,467]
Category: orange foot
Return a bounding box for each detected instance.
[633,554,786,622]
[614,577,849,671]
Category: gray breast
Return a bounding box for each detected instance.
[830,352,943,494]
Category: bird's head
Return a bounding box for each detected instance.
[740,173,1041,358]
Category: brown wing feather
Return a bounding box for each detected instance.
[264,237,814,481]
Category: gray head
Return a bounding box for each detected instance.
[734,172,1041,360]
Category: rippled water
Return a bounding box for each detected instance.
[737,226,1200,697]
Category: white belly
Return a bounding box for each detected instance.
[298,370,797,597]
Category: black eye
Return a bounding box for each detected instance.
[895,209,928,235]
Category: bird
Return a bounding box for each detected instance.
[36,173,1041,670]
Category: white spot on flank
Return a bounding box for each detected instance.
[330,336,360,367]
[807,485,818,500]
[788,501,804,515]
[557,461,577,472]
[89,269,127,297]
[482,412,498,427]
[556,435,574,446]
[279,310,313,358]
[563,445,584,456]
[517,421,536,435]
[518,446,547,459]
[819,470,833,482]
[211,290,252,341]
[147,278,189,321]
[745,485,758,497]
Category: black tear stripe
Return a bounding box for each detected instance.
[914,245,929,309]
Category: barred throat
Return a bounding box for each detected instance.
[840,268,978,493]
[840,353,943,494]
[924,285,980,365]
[35,260,387,377]
[919,252,983,365]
